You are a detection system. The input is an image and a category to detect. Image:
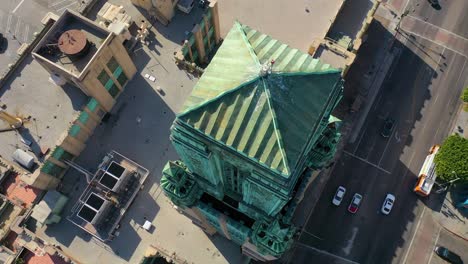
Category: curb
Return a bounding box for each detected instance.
[439,223,468,242]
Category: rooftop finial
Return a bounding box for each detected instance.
[260,59,275,77]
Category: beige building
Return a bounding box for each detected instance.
[26,10,137,189]
[130,0,179,26]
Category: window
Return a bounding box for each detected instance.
[41,161,65,178]
[112,64,128,86]
[69,124,81,137]
[97,70,110,86]
[104,79,120,98]
[78,111,90,124]
[108,83,119,98]
[107,57,119,73]
[87,98,99,112]
[116,69,128,86]
[51,147,74,161]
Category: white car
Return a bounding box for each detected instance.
[381,194,395,215]
[332,186,346,206]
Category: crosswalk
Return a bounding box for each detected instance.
[48,0,80,14]
[0,10,39,44]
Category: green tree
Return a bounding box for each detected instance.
[462,87,468,112]
[434,134,468,182]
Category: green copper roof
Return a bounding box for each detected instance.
[178,22,342,177]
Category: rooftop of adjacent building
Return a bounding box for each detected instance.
[217,0,345,52]
[0,196,23,241]
[67,151,149,241]
[1,172,41,208]
[0,55,87,168]
[19,248,70,264]
[34,10,109,76]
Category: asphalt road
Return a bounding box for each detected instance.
[291,0,468,263]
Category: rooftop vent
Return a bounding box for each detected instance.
[78,193,106,223]
[58,29,90,60]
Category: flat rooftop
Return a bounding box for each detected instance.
[34,10,109,75]
[218,0,345,52]
[1,172,41,208]
[0,55,87,168]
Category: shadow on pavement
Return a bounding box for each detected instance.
[286,19,449,264]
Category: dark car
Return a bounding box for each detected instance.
[381,118,395,138]
[434,246,463,264]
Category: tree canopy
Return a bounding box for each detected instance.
[434,134,468,182]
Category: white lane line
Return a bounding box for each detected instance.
[6,14,13,32]
[295,242,360,264]
[402,0,411,14]
[0,13,4,31]
[378,122,398,166]
[402,207,426,264]
[401,28,467,58]
[50,0,70,8]
[301,230,324,240]
[12,0,26,13]
[343,150,392,174]
[23,24,29,43]
[342,227,359,256]
[427,227,441,264]
[14,17,21,39]
[408,15,468,42]
[57,1,78,12]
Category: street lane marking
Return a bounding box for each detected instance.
[6,14,13,33]
[402,206,426,264]
[57,2,78,12]
[408,15,468,42]
[14,18,21,39]
[342,227,358,256]
[295,242,360,264]
[23,24,29,43]
[378,121,398,166]
[427,226,441,264]
[12,0,26,13]
[343,150,391,174]
[301,230,323,240]
[50,0,70,7]
[400,28,467,58]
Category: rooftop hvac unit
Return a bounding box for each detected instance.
[12,149,35,170]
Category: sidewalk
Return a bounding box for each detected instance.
[435,105,468,241]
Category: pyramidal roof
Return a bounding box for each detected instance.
[178,22,342,177]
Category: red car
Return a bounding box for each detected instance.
[348,193,363,214]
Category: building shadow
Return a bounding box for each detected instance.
[285,17,463,263]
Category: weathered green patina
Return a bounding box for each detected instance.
[161,21,344,259]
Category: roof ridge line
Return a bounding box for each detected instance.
[178,76,261,118]
[235,21,261,68]
[261,77,290,175]
[272,68,341,76]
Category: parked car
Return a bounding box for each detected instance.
[434,246,463,264]
[381,193,395,215]
[177,0,195,14]
[381,118,395,138]
[332,186,346,206]
[348,193,362,214]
